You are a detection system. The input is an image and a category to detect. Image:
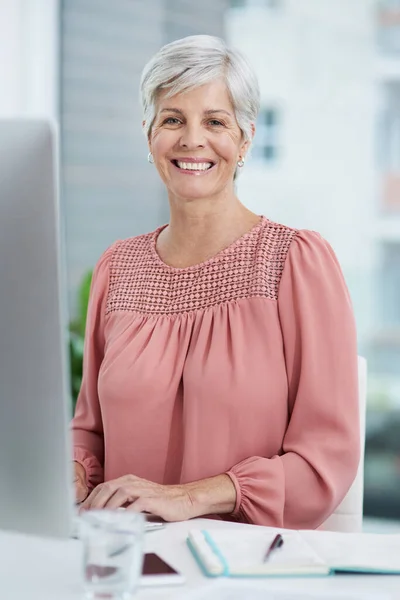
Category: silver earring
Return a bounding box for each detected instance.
[237,157,245,168]
[148,152,154,164]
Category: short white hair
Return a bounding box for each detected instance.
[140,35,260,144]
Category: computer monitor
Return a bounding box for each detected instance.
[0,119,74,538]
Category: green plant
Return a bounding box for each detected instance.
[69,270,93,413]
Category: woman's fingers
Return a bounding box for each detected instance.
[73,462,89,503]
[79,476,175,517]
[77,475,194,522]
[103,487,139,510]
[81,481,117,510]
[81,476,144,510]
[75,480,89,503]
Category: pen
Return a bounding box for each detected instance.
[263,533,284,562]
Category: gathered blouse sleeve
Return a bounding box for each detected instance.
[226,230,360,529]
[71,244,115,491]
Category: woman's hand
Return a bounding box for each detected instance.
[74,461,89,504]
[79,475,196,522]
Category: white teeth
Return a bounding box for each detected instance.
[176,161,212,171]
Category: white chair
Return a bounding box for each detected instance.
[318,355,367,533]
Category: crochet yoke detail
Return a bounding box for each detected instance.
[106,218,298,316]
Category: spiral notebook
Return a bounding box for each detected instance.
[187,528,400,578]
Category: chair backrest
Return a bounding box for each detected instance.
[318,355,367,533]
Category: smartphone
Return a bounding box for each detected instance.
[141,552,185,586]
[145,519,166,532]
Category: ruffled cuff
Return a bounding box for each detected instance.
[73,447,104,491]
[225,470,243,517]
[225,456,285,527]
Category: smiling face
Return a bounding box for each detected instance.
[148,80,251,203]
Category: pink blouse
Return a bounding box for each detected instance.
[72,216,360,529]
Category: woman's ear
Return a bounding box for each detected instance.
[143,120,152,144]
[144,122,154,152]
[239,123,255,161]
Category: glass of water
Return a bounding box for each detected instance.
[79,510,145,600]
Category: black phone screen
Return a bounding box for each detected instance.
[142,552,179,576]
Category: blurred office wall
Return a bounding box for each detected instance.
[60,0,228,314]
[227,0,376,354]
[0,0,59,118]
[226,0,400,521]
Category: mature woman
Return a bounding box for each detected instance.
[72,35,360,529]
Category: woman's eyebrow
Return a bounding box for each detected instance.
[159,108,183,114]
[159,108,233,117]
[204,109,232,117]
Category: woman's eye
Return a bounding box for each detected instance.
[208,119,224,127]
[163,117,181,125]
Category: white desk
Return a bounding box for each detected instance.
[0,518,399,600]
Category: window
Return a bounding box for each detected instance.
[380,243,400,326]
[380,111,400,172]
[379,0,400,8]
[251,108,280,163]
[230,0,282,9]
[377,84,400,209]
[369,242,400,375]
[377,0,400,54]
[378,110,400,173]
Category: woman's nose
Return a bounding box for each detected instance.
[178,123,205,149]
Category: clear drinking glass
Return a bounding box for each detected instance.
[79,510,145,600]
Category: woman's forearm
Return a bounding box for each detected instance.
[183,473,236,518]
